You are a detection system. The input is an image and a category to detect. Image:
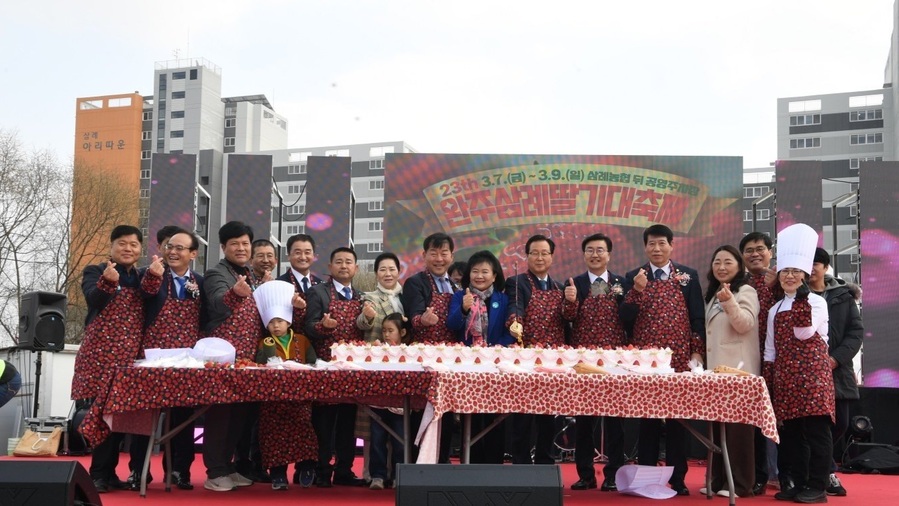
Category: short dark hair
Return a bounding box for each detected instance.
[329,246,357,262]
[462,250,505,292]
[171,230,200,250]
[286,234,316,253]
[814,247,831,267]
[643,224,673,245]
[447,261,467,277]
[252,239,275,255]
[704,245,749,303]
[422,233,454,252]
[111,225,143,243]
[219,221,253,245]
[581,233,613,253]
[526,234,555,254]
[155,225,183,245]
[739,232,773,253]
[374,252,401,272]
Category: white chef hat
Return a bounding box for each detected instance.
[253,280,294,326]
[776,223,819,275]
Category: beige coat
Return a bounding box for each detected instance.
[705,284,761,374]
[356,286,404,342]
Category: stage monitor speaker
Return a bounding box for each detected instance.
[396,463,562,506]
[0,460,102,506]
[18,290,67,351]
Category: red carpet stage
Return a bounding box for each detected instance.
[1,454,897,505]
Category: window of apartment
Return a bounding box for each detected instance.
[369,159,384,170]
[139,208,149,219]
[368,201,384,211]
[849,109,883,122]
[140,189,151,198]
[742,210,753,221]
[287,163,307,175]
[743,186,770,199]
[171,91,186,99]
[368,222,383,231]
[141,131,151,141]
[140,169,151,179]
[287,204,305,215]
[367,243,384,253]
[369,145,395,157]
[190,69,198,80]
[789,137,820,149]
[286,224,304,235]
[788,99,821,113]
[850,229,859,241]
[142,111,152,121]
[108,97,132,108]
[224,106,236,117]
[850,253,860,265]
[756,209,771,221]
[170,130,184,138]
[289,151,312,163]
[141,150,151,160]
[849,204,858,217]
[171,110,185,119]
[325,148,350,157]
[287,184,305,194]
[224,137,235,147]
[849,94,883,108]
[79,99,103,110]
[369,180,385,191]
[172,71,186,80]
[849,156,882,170]
[157,140,165,150]
[789,114,821,126]
[850,133,882,145]
[225,118,237,128]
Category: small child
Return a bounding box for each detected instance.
[254,280,318,491]
[369,313,406,490]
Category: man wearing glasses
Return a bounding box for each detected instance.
[739,231,777,496]
[505,234,577,466]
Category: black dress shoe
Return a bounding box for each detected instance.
[774,486,800,501]
[93,478,109,494]
[172,471,194,490]
[571,478,597,490]
[108,475,130,491]
[794,488,827,504]
[600,478,618,492]
[752,481,767,496]
[333,475,366,487]
[670,482,689,496]
[127,470,153,491]
[315,475,333,488]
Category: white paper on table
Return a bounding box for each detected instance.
[414,403,438,463]
[615,465,677,499]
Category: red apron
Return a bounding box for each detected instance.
[772,299,835,423]
[522,277,566,348]
[630,274,694,372]
[414,276,455,345]
[571,289,626,348]
[142,273,202,354]
[313,284,365,361]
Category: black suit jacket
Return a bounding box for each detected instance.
[143,269,206,329]
[620,261,706,340]
[82,263,143,326]
[400,271,459,319]
[504,271,564,321]
[304,280,362,342]
[277,270,325,293]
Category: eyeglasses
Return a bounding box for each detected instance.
[779,268,804,277]
[528,251,552,258]
[743,246,769,255]
[584,248,608,256]
[164,244,192,252]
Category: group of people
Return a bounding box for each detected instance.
[71,220,861,503]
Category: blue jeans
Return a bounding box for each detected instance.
[0,370,21,409]
[369,408,404,480]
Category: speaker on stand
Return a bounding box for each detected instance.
[17,291,67,418]
[0,460,102,506]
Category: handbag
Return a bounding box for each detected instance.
[13,427,62,457]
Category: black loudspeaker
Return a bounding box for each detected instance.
[18,291,67,351]
[396,464,562,506]
[0,460,102,506]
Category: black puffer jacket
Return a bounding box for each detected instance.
[818,275,863,400]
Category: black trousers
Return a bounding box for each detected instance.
[233,402,262,471]
[574,416,625,482]
[164,407,196,476]
[638,418,689,485]
[312,403,358,478]
[202,403,250,479]
[89,432,149,480]
[753,426,769,485]
[780,415,833,491]
[510,413,555,465]
[469,413,505,464]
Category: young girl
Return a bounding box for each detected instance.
[368,313,406,490]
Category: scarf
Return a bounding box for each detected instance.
[466,286,494,345]
[377,283,404,314]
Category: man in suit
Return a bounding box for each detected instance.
[568,233,629,492]
[201,221,261,492]
[305,247,367,488]
[141,228,205,490]
[505,234,577,465]
[276,233,324,485]
[621,224,705,496]
[250,239,277,283]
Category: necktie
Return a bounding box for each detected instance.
[538,279,548,291]
[342,287,352,300]
[654,269,665,281]
[301,277,310,293]
[590,278,607,296]
[174,276,186,299]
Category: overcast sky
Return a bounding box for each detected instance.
[1,1,894,170]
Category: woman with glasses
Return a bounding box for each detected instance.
[702,245,760,497]
[762,224,833,504]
